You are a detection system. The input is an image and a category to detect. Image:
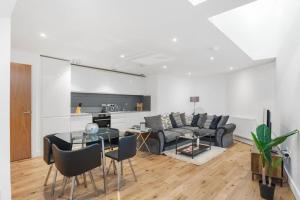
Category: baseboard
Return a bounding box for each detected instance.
[284,166,300,200]
[233,135,252,145]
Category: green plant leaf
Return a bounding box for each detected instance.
[251,132,263,152]
[256,124,271,144]
[265,130,299,150]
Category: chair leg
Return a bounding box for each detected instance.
[107,159,112,175]
[128,159,137,182]
[44,164,53,186]
[83,173,87,188]
[51,169,58,196]
[60,176,68,197]
[121,161,124,184]
[113,160,117,175]
[70,177,76,200]
[117,161,121,191]
[88,171,98,196]
[102,164,107,193]
[75,176,80,185]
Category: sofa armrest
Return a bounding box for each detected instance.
[215,123,236,147]
[218,123,236,134]
[148,130,165,154]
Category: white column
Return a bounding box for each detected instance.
[0,17,12,200]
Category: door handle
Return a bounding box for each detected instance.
[23,111,31,114]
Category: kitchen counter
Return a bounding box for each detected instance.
[71,113,92,117]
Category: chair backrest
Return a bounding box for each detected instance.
[118,133,137,161]
[52,144,102,177]
[43,134,72,165]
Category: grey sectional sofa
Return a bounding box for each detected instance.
[143,114,236,155]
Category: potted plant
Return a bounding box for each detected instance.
[251,124,298,200]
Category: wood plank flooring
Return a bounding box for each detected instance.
[11,142,295,200]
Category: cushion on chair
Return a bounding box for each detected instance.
[163,130,182,143]
[210,115,222,129]
[161,114,173,130]
[217,115,229,128]
[144,115,164,132]
[105,150,119,161]
[197,128,216,135]
[180,113,187,125]
[203,115,216,129]
[172,112,184,127]
[197,113,207,128]
[185,114,193,126]
[191,114,200,127]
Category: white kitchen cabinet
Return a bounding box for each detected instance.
[40,57,71,139]
[70,114,92,131]
[41,57,71,117]
[71,66,147,95]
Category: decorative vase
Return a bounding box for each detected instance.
[85,123,99,134]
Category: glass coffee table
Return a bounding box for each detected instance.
[175,132,212,159]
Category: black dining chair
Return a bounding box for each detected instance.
[43,134,72,186]
[52,143,106,200]
[105,133,137,190]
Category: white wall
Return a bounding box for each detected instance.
[71,66,147,95]
[147,74,228,116]
[11,49,41,157]
[227,62,276,139]
[276,1,300,198]
[0,17,12,200]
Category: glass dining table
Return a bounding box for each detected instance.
[54,127,119,192]
[54,127,119,147]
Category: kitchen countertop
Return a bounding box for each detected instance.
[71,113,92,117]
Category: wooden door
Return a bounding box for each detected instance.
[10,63,31,161]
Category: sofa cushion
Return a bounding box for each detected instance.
[197,128,216,136]
[163,130,182,143]
[169,113,177,128]
[185,114,193,126]
[182,126,200,133]
[217,115,229,128]
[197,113,207,128]
[180,113,187,125]
[191,114,200,127]
[171,112,184,128]
[144,115,163,132]
[203,115,216,129]
[161,115,173,130]
[169,128,193,136]
[210,115,222,129]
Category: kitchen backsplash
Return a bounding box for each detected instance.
[71,92,151,113]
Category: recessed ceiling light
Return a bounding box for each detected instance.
[212,45,220,51]
[163,65,167,69]
[187,0,208,6]
[187,72,192,76]
[120,54,125,58]
[172,37,178,42]
[230,67,234,71]
[210,56,215,61]
[40,33,47,38]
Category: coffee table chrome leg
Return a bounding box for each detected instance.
[192,139,194,159]
[175,137,178,155]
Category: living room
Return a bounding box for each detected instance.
[1,0,300,200]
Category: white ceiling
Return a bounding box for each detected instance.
[11,0,271,76]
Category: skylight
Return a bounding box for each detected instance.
[187,0,207,6]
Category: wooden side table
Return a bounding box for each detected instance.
[251,145,285,186]
[126,129,151,153]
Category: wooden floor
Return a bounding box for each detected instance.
[11,142,295,200]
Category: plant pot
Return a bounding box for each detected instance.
[259,180,276,200]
